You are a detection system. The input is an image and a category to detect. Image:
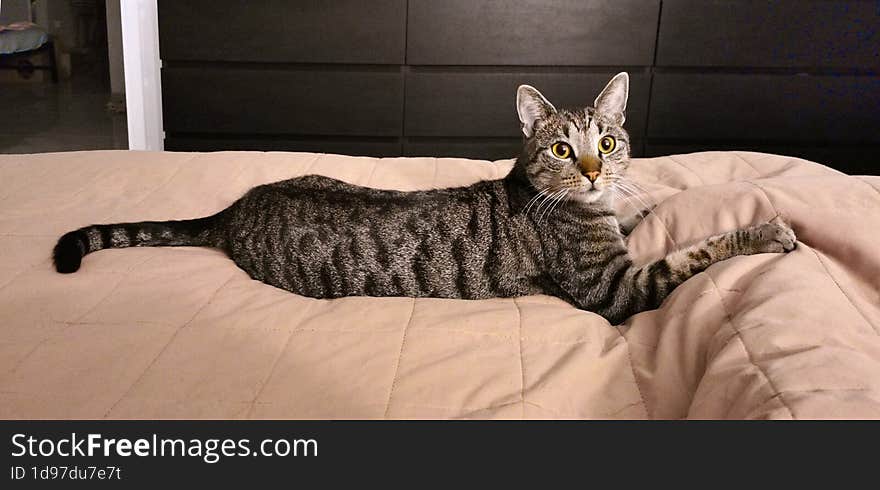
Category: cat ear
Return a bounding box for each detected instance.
[517,85,557,138]
[594,72,629,125]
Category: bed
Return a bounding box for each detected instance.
[1,150,878,419]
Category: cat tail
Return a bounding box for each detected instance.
[52,212,226,273]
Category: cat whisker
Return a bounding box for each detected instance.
[538,188,570,224]
[529,191,552,218]
[611,177,649,195]
[535,189,561,223]
[522,194,544,217]
[615,186,653,214]
[613,185,660,224]
[622,179,653,196]
[534,189,566,220]
[608,188,635,213]
[547,189,571,221]
[607,184,634,207]
[611,180,656,212]
[608,185,641,211]
[522,187,552,216]
[613,179,657,207]
[540,190,567,221]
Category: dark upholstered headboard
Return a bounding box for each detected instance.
[158,0,879,174]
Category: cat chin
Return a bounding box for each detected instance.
[569,188,606,204]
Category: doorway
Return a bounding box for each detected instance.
[0,0,127,153]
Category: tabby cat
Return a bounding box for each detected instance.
[53,73,796,324]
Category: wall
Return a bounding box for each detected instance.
[0,0,31,23]
[31,0,76,79]
[157,0,880,174]
[33,0,75,49]
[105,0,123,97]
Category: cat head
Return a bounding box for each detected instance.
[515,72,630,204]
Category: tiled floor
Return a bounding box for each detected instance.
[0,76,127,154]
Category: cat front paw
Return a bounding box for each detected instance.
[751,220,797,253]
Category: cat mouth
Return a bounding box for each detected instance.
[572,186,604,202]
[563,185,600,194]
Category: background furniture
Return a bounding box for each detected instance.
[158,0,879,174]
[0,0,58,82]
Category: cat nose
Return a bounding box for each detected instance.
[578,157,602,182]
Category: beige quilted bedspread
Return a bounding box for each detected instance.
[1,150,878,419]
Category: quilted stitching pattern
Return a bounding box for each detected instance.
[0,150,878,419]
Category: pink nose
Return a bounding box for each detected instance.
[585,171,600,183]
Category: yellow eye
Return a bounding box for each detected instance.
[598,136,616,154]
[550,142,572,159]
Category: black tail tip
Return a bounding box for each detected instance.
[53,232,83,273]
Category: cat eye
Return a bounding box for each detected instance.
[550,142,573,160]
[598,136,616,154]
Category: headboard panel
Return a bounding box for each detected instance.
[159,0,879,174]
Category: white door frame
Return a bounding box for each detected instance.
[120,0,163,151]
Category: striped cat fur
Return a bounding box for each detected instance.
[53,73,796,324]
